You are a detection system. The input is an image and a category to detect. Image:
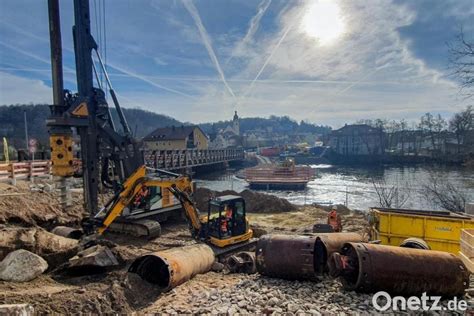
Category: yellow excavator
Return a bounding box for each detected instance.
[94,165,253,248]
[46,0,252,250]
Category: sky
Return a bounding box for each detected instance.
[0,0,473,128]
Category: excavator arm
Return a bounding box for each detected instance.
[95,165,203,237]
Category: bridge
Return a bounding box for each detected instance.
[144,148,245,171]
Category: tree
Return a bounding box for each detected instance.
[422,171,467,213]
[419,113,447,153]
[449,105,473,152]
[371,178,410,208]
[448,27,474,99]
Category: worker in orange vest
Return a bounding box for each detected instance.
[328,206,342,232]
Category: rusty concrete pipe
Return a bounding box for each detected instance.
[129,244,215,291]
[314,232,364,274]
[51,226,83,239]
[329,242,470,296]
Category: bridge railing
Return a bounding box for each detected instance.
[144,148,244,170]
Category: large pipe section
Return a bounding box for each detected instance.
[129,244,215,291]
[256,234,317,280]
[329,242,469,296]
[314,232,364,274]
[256,233,363,280]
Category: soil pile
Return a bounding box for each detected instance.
[0,182,84,228]
[194,188,297,213]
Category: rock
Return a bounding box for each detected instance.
[0,304,34,315]
[287,303,298,312]
[0,249,48,282]
[211,261,225,272]
[267,297,279,307]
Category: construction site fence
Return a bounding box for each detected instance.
[144,148,245,170]
[0,161,52,184]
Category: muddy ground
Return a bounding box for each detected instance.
[0,180,471,314]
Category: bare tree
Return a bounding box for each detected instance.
[449,105,473,153]
[419,113,447,153]
[371,178,410,208]
[448,27,474,99]
[422,171,467,213]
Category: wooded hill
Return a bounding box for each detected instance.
[0,104,331,149]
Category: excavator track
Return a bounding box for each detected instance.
[108,219,161,239]
[210,238,258,261]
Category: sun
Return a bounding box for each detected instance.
[300,0,345,45]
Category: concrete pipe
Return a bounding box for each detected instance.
[129,243,215,291]
[51,226,83,239]
[314,232,364,274]
[329,242,470,296]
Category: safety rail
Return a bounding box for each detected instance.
[144,148,244,170]
[0,161,52,184]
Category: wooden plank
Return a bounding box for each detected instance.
[459,251,474,273]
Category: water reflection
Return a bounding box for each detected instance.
[195,165,474,211]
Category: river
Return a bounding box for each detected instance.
[194,164,474,211]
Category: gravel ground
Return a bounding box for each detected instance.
[0,180,472,314]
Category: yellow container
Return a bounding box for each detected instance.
[369,208,474,254]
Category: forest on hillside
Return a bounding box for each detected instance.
[0,104,182,149]
[1,105,332,150]
[200,115,332,135]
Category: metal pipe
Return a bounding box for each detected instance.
[129,244,215,291]
[256,234,317,280]
[47,0,64,111]
[314,232,364,274]
[256,233,364,280]
[328,242,470,296]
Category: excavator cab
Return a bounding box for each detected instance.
[206,195,253,247]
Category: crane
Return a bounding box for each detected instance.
[46,0,253,248]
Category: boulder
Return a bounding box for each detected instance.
[0,249,48,282]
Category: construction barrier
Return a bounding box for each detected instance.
[0,161,51,184]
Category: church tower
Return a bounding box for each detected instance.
[233,111,240,136]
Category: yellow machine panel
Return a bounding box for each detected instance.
[50,135,74,177]
[370,208,474,254]
[71,102,89,117]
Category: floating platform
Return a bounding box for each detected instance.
[244,159,314,190]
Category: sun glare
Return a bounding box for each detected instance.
[301,0,345,45]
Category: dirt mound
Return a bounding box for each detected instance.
[194,188,296,213]
[0,182,84,228]
[312,203,352,215]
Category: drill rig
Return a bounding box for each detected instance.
[46,0,253,248]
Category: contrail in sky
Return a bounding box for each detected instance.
[226,0,272,65]
[182,0,236,98]
[0,41,76,74]
[1,21,195,99]
[109,63,197,99]
[242,22,293,99]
